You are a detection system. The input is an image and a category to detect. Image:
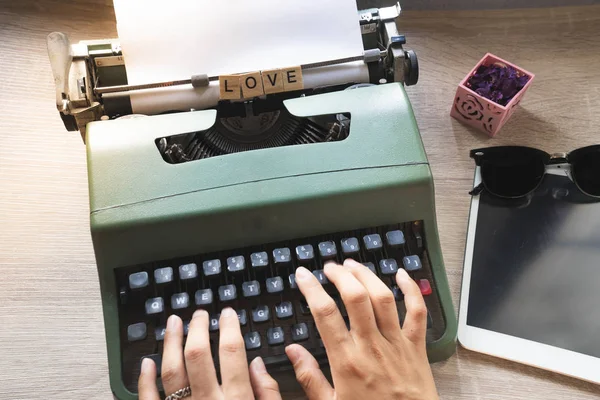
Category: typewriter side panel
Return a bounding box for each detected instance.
[90,164,456,398]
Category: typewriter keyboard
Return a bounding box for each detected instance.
[116,221,446,392]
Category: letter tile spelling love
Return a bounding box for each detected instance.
[219,66,304,100]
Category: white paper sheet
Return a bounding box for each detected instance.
[113,0,365,85]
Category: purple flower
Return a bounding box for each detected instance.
[465,63,530,106]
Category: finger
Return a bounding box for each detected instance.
[161,315,190,396]
[396,268,428,344]
[323,262,378,338]
[249,357,282,400]
[184,310,220,399]
[219,307,253,399]
[295,266,351,350]
[138,358,161,400]
[345,259,401,340]
[286,344,334,400]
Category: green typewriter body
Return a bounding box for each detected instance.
[87,83,457,400]
[47,4,457,398]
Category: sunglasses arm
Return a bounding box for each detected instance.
[469,183,484,196]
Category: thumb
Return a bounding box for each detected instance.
[286,344,334,400]
[249,357,282,400]
[138,358,160,400]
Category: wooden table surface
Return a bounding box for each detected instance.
[1,1,599,399]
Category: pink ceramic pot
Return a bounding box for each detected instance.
[450,53,535,137]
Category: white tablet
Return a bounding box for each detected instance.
[458,166,600,385]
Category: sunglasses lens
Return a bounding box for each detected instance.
[480,150,545,198]
[572,152,600,197]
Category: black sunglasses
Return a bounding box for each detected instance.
[470,145,600,198]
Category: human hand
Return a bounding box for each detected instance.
[137,258,437,400]
[138,308,282,400]
[286,259,439,400]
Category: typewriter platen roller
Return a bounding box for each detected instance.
[48,3,457,400]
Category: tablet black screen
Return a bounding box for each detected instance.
[468,173,600,358]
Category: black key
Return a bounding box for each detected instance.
[386,230,406,247]
[242,280,261,297]
[218,284,237,302]
[312,269,328,285]
[203,259,221,276]
[209,314,220,331]
[299,300,311,315]
[154,267,173,284]
[291,323,309,342]
[252,305,270,323]
[363,234,383,250]
[250,252,269,268]
[275,301,294,319]
[227,256,245,273]
[171,292,190,309]
[127,322,147,342]
[141,354,162,376]
[237,309,248,326]
[341,237,360,255]
[392,286,404,301]
[318,241,337,259]
[273,248,291,264]
[363,262,376,274]
[145,297,164,315]
[244,332,261,350]
[195,288,213,305]
[266,276,284,294]
[295,244,314,262]
[179,263,198,280]
[267,327,285,345]
[289,274,297,289]
[379,259,399,275]
[155,326,166,341]
[183,320,190,336]
[403,255,422,272]
[129,272,149,289]
[427,311,433,329]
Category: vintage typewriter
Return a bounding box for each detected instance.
[48,3,457,399]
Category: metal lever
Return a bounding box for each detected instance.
[47,32,72,112]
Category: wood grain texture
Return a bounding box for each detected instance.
[0,1,599,399]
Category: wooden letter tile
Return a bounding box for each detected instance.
[261,69,284,94]
[219,75,241,100]
[240,71,265,98]
[282,66,304,91]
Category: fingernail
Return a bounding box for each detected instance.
[323,261,336,271]
[193,309,207,319]
[141,357,153,373]
[167,315,178,329]
[344,259,358,268]
[285,345,300,363]
[295,266,311,280]
[397,268,409,282]
[221,307,235,317]
[252,357,266,373]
